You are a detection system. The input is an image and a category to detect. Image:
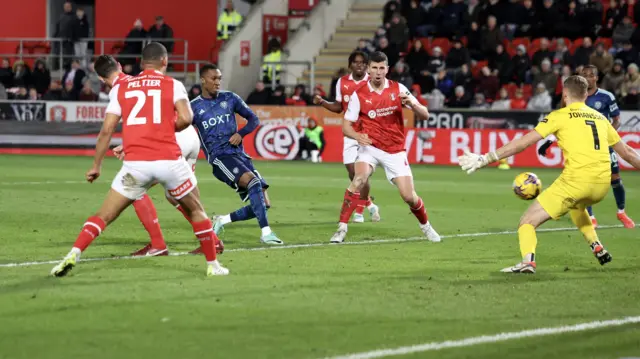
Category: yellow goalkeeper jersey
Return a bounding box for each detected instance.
[535,102,621,184]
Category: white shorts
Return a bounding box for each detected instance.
[343,136,359,164]
[111,158,198,200]
[176,126,201,172]
[356,146,412,182]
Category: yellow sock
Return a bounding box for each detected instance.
[518,224,537,260]
[569,209,599,245]
[499,159,508,164]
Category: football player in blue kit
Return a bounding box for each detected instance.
[191,64,283,245]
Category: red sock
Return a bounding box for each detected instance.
[410,197,428,225]
[339,190,362,224]
[355,203,365,215]
[133,194,166,250]
[175,204,193,224]
[365,196,372,207]
[73,216,106,251]
[192,219,217,262]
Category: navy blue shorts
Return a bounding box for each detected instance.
[211,154,269,201]
[609,147,619,175]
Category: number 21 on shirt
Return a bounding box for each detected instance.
[125,89,162,125]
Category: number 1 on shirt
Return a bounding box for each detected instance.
[584,120,600,150]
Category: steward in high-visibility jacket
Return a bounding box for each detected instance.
[217,2,243,40]
[262,39,282,85]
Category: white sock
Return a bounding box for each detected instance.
[367,203,376,210]
[618,209,625,214]
[590,215,596,220]
[220,214,232,225]
[311,150,319,163]
[261,226,272,236]
[338,222,348,231]
[207,259,221,267]
[71,247,82,255]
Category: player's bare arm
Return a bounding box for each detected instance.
[342,119,371,146]
[400,92,429,118]
[314,95,343,113]
[88,113,121,183]
[458,131,543,174]
[175,99,193,131]
[612,141,640,169]
[611,115,621,130]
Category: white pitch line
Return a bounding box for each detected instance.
[0,224,625,268]
[323,316,640,359]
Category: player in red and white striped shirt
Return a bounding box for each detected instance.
[329,51,441,244]
[313,50,381,223]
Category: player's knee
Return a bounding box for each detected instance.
[238,172,256,188]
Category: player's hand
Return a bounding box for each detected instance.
[112,145,125,161]
[86,166,101,183]
[356,133,372,146]
[458,149,489,175]
[537,140,553,157]
[229,133,243,146]
[313,95,324,105]
[399,92,414,107]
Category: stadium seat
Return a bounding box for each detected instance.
[503,83,518,98]
[472,60,488,77]
[511,38,530,49]
[572,38,585,52]
[416,37,430,50]
[430,38,450,55]
[522,84,533,99]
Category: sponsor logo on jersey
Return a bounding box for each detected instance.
[368,110,376,119]
[168,179,194,198]
[254,125,301,160]
[220,101,228,109]
[343,95,350,103]
[199,109,205,115]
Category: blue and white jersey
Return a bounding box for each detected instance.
[190,91,259,161]
[585,88,620,122]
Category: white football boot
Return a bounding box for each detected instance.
[420,222,441,242]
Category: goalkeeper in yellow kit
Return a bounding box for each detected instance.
[458,76,640,273]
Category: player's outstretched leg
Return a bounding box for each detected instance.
[51,189,133,277]
[586,206,598,228]
[243,176,281,244]
[130,194,168,256]
[393,176,440,242]
[210,189,271,236]
[501,200,551,274]
[569,209,612,265]
[331,162,370,243]
[175,190,229,276]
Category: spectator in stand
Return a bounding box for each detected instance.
[31,59,51,96]
[286,84,310,106]
[383,0,401,24]
[616,41,639,67]
[590,42,614,75]
[405,0,426,39]
[510,88,528,109]
[467,0,483,25]
[42,81,63,101]
[515,0,538,38]
[372,27,387,49]
[312,84,327,102]
[578,0,603,39]
[605,0,624,29]
[613,16,635,46]
[467,21,484,60]
[470,93,489,109]
[500,0,522,39]
[62,82,77,101]
[539,0,562,39]
[386,13,409,53]
[554,64,573,106]
[389,58,413,88]
[481,16,503,58]
[440,0,467,38]
[355,39,373,54]
[217,0,243,41]
[0,59,12,89]
[148,16,174,54]
[246,81,271,105]
[454,63,474,93]
[552,38,573,69]
[417,0,444,37]
[531,38,553,73]
[602,59,626,96]
[621,63,640,97]
[532,59,558,95]
[573,37,594,67]
[376,37,399,68]
[188,85,201,100]
[623,0,640,24]
[436,69,455,97]
[600,17,616,39]
[78,82,97,102]
[268,85,286,105]
[297,117,325,163]
[491,87,511,109]
[511,45,531,85]
[12,61,31,89]
[84,62,102,95]
[620,86,640,109]
[424,88,446,109]
[447,85,471,108]
[410,84,428,106]
[527,82,552,111]
[54,1,75,69]
[406,40,429,90]
[121,19,147,66]
[561,1,582,40]
[446,38,470,69]
[476,66,500,101]
[489,44,511,84]
[73,8,90,67]
[62,60,85,97]
[15,87,28,100]
[427,46,446,73]
[0,83,6,100]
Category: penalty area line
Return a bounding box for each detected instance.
[0,224,625,269]
[323,316,640,359]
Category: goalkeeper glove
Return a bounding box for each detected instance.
[458,149,499,174]
[537,140,553,157]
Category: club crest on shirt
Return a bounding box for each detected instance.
[220,101,228,109]
[233,167,239,174]
[391,93,395,101]
[368,110,376,119]
[594,101,602,109]
[343,95,350,103]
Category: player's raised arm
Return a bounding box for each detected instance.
[313,78,344,113]
[173,79,193,131]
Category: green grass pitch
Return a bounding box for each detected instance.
[0,155,639,359]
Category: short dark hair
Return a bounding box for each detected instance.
[200,63,219,77]
[348,51,368,66]
[581,64,599,77]
[368,51,388,64]
[94,55,119,78]
[563,75,588,98]
[141,42,168,64]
